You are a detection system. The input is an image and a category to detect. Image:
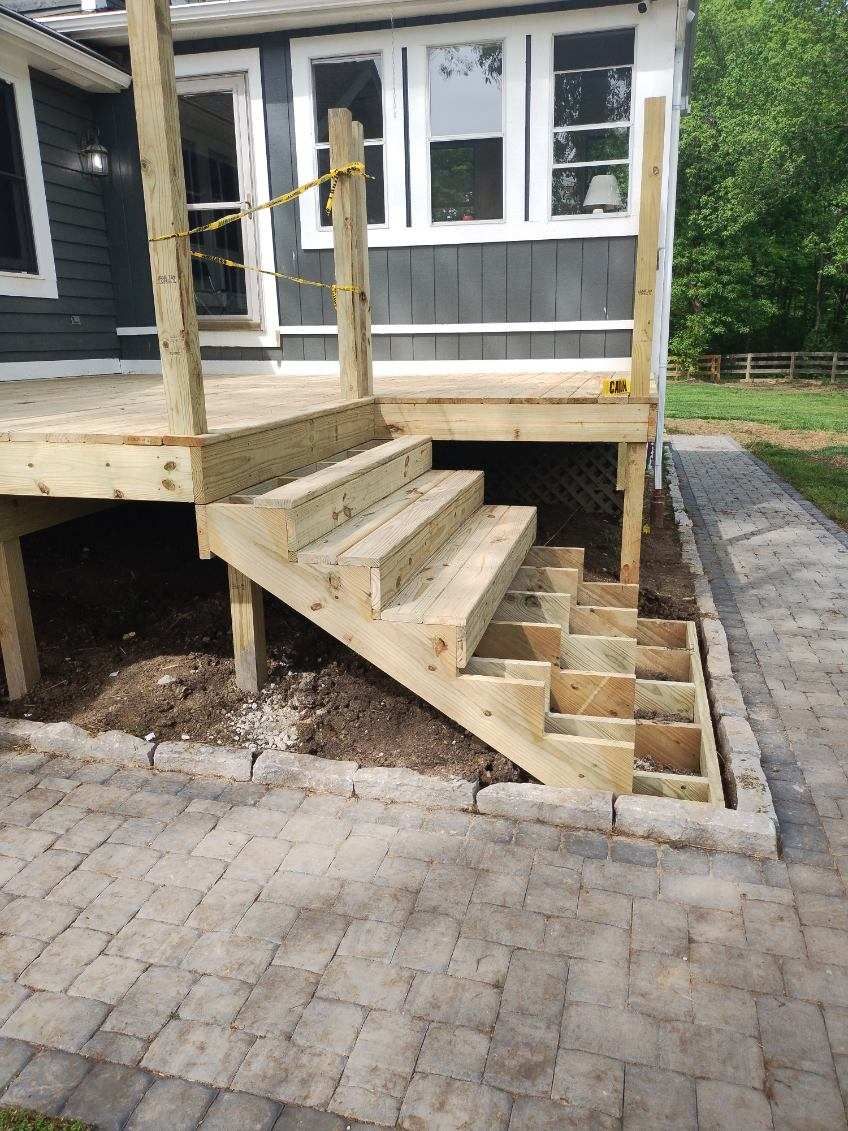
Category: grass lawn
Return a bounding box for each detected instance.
[665,382,848,527]
[665,381,848,433]
[0,1110,90,1131]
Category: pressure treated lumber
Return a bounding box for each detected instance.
[688,621,725,806]
[0,538,39,700]
[550,669,635,718]
[0,497,113,542]
[620,441,648,585]
[631,96,666,398]
[126,0,207,436]
[329,109,373,401]
[227,563,267,694]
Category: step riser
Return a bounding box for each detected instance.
[510,566,579,595]
[547,711,636,742]
[550,670,636,719]
[493,591,570,628]
[570,606,638,639]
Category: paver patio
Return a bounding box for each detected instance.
[0,435,843,1128]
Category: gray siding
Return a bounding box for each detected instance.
[110,34,635,364]
[0,73,118,364]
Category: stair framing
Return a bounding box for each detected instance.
[202,435,723,803]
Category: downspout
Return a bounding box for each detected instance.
[652,0,692,503]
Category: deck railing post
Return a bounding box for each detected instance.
[127,0,207,436]
[329,108,374,401]
[631,96,666,399]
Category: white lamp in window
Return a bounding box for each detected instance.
[583,173,622,213]
[80,132,110,177]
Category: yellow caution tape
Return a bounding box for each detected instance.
[601,376,632,397]
[190,250,357,307]
[151,161,366,243]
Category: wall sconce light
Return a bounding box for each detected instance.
[80,132,109,177]
[583,173,623,213]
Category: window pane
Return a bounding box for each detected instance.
[313,58,383,144]
[552,164,628,216]
[0,80,36,274]
[189,210,248,316]
[554,68,631,128]
[428,43,502,137]
[430,137,502,222]
[179,91,240,204]
[553,127,629,165]
[317,145,385,225]
[554,29,634,72]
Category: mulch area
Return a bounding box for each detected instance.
[2,480,696,784]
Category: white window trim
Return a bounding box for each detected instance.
[290,5,674,249]
[0,51,58,300]
[175,49,279,347]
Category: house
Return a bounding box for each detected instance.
[0,0,720,804]
[1,0,695,383]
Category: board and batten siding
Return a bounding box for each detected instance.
[0,72,119,364]
[110,34,635,363]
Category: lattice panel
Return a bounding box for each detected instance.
[432,442,622,517]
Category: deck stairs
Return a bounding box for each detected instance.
[203,436,722,800]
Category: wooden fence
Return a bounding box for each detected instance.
[668,351,848,382]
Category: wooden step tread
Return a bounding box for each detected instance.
[339,470,483,567]
[254,436,431,509]
[383,505,537,666]
[297,470,452,565]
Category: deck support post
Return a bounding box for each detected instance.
[0,538,39,700]
[631,97,666,399]
[127,0,208,436]
[228,563,267,693]
[329,108,374,401]
[620,442,648,585]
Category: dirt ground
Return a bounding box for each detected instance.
[667,416,845,451]
[3,480,696,784]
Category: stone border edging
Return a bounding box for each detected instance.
[664,444,780,832]
[0,716,777,857]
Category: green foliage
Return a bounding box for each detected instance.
[665,382,848,432]
[0,1108,91,1131]
[747,442,848,525]
[671,0,848,360]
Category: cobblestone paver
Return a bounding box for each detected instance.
[0,438,844,1126]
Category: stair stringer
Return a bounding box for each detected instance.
[205,501,634,793]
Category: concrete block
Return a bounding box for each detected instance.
[614,795,777,859]
[476,783,612,832]
[154,741,252,782]
[88,731,154,768]
[253,750,356,796]
[708,679,748,718]
[0,718,46,750]
[32,722,92,758]
[354,767,476,810]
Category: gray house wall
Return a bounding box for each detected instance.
[0,72,119,365]
[104,32,635,365]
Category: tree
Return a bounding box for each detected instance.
[670,0,848,364]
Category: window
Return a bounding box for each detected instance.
[177,73,259,323]
[550,29,633,216]
[428,42,503,223]
[311,55,385,226]
[0,78,37,275]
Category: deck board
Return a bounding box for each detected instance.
[0,370,648,446]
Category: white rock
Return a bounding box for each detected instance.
[354,766,477,810]
[476,782,612,831]
[614,794,777,858]
[253,750,357,796]
[88,730,154,768]
[154,740,252,782]
[33,721,93,758]
[157,675,178,686]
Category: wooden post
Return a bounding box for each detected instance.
[127,0,207,436]
[831,353,839,383]
[227,564,267,693]
[0,539,39,700]
[329,108,373,401]
[616,442,627,491]
[789,352,796,381]
[620,443,648,585]
[631,97,666,399]
[744,353,752,382]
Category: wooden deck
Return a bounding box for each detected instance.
[0,370,656,504]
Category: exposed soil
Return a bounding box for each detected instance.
[3,478,696,784]
[667,417,844,450]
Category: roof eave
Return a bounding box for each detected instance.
[0,7,130,90]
